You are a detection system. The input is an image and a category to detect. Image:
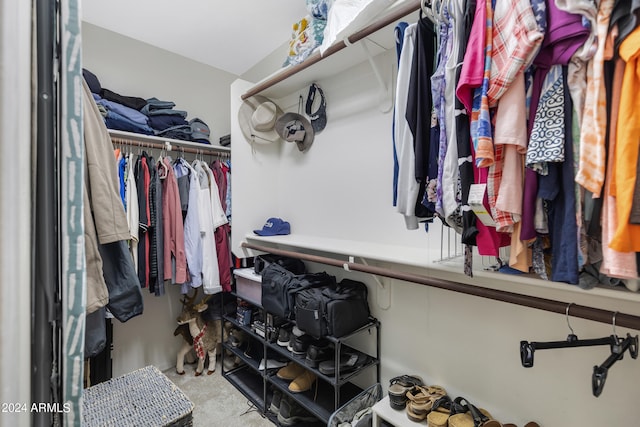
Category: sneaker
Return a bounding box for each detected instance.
[269,390,282,415]
[291,334,314,356]
[292,325,304,337]
[277,395,317,426]
[276,327,291,347]
[276,362,306,381]
[305,339,332,368]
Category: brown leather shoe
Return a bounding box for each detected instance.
[276,362,305,380]
[288,370,317,393]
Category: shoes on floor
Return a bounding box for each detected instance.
[277,395,317,426]
[288,370,317,393]
[276,362,306,381]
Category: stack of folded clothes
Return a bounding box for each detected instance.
[83,68,212,144]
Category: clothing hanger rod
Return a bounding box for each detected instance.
[241,241,640,331]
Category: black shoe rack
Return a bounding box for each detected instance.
[221,288,380,425]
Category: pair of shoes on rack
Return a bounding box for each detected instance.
[276,393,317,426]
[387,374,423,410]
[276,362,317,393]
[405,385,447,422]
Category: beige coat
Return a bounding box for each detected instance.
[82,80,130,313]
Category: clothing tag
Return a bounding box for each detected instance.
[468,184,496,226]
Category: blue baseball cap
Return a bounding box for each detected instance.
[253,218,291,236]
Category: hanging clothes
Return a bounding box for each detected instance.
[160,157,187,285]
[126,152,139,270]
[174,157,203,293]
[193,160,221,294]
[610,26,640,252]
[393,23,421,230]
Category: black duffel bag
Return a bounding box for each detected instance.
[261,263,335,319]
[254,254,306,275]
[295,278,371,339]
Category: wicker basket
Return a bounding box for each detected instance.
[82,365,194,427]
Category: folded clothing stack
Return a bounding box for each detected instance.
[83,68,212,144]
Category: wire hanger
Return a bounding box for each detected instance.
[520,303,619,368]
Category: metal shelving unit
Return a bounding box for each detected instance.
[222,291,380,425]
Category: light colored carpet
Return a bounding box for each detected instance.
[163,363,274,427]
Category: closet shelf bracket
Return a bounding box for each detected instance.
[360,40,393,113]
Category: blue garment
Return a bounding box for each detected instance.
[538,66,578,284]
[393,21,409,207]
[104,110,154,135]
[141,97,188,118]
[95,97,149,126]
[148,114,188,131]
[141,97,175,114]
[118,156,127,208]
[155,124,192,140]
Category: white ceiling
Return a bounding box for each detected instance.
[81,0,310,76]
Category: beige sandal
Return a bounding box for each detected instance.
[405,385,447,422]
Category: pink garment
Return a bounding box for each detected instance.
[456,0,486,112]
[493,74,528,231]
[161,157,187,283]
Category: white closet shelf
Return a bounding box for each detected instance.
[108,129,230,154]
[241,0,420,100]
[244,233,640,307]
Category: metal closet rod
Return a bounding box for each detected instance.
[111,137,229,157]
[242,242,640,331]
[241,0,421,100]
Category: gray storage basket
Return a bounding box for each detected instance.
[328,382,382,427]
[82,365,194,427]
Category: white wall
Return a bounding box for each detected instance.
[231,46,640,426]
[82,22,237,376]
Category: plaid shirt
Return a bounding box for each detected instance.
[488,0,543,107]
